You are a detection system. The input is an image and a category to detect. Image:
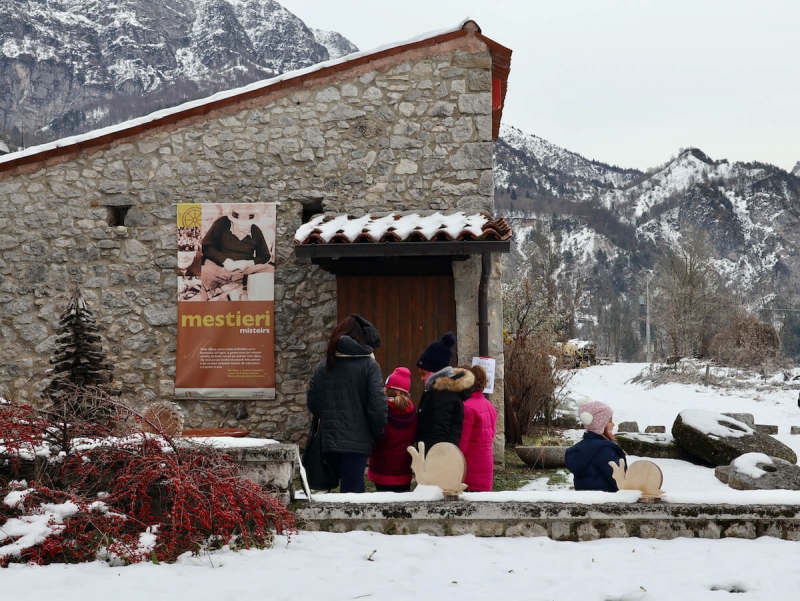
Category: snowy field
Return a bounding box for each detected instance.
[6,362,800,600]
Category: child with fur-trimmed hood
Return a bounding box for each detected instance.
[414,333,473,452]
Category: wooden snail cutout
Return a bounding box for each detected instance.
[408,441,467,495]
[609,458,665,499]
[141,401,185,437]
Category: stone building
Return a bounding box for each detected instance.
[0,20,512,456]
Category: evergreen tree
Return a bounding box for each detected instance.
[48,289,114,400]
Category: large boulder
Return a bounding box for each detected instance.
[615,432,698,462]
[715,453,800,490]
[672,409,797,466]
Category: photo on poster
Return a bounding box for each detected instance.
[178,203,275,302]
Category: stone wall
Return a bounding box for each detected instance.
[295,500,800,541]
[0,32,504,446]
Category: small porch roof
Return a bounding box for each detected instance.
[293,211,512,259]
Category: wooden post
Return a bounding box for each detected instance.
[704,364,710,386]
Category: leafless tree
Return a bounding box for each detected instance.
[652,229,722,358]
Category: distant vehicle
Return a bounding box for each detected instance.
[552,339,597,369]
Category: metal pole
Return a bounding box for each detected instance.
[478,253,491,357]
[646,273,652,364]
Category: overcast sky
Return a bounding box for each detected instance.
[278,0,799,173]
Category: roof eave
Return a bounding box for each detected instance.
[476,32,513,140]
[0,25,475,177]
[294,240,511,259]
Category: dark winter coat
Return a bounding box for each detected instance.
[458,389,498,491]
[306,336,387,456]
[565,431,627,492]
[415,367,474,453]
[368,399,418,486]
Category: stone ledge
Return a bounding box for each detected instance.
[293,501,800,541]
[178,441,298,503]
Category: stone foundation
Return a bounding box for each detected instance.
[294,500,800,541]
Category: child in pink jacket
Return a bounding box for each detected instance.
[458,364,497,491]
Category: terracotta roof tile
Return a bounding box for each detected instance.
[294,212,512,245]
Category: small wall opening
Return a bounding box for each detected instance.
[301,199,323,224]
[107,205,130,227]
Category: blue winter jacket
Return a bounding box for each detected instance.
[565,432,627,492]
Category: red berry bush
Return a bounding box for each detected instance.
[1,392,295,566]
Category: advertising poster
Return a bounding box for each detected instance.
[175,202,276,399]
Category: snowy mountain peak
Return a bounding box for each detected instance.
[497,123,642,192]
[312,28,359,60]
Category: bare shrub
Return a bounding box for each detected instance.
[503,277,574,445]
[709,308,781,367]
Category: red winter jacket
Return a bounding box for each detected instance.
[458,390,497,491]
[368,399,418,486]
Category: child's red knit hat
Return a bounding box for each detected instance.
[385,367,411,394]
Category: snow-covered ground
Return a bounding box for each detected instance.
[5,362,800,600]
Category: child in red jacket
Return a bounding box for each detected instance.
[368,367,418,492]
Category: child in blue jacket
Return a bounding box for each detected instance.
[565,400,626,492]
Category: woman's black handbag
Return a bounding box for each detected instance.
[302,416,339,491]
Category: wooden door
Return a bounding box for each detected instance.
[337,275,456,404]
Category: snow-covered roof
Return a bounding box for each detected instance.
[0,18,510,173]
[294,212,512,245]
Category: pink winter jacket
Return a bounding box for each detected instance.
[458,390,498,491]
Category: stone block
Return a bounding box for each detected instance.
[451,521,504,537]
[723,455,800,490]
[416,524,446,537]
[603,521,630,538]
[791,426,800,435]
[504,522,548,538]
[645,425,666,433]
[180,441,297,502]
[722,413,755,428]
[695,521,722,539]
[755,424,779,435]
[576,523,601,541]
[723,522,756,539]
[618,421,639,433]
[550,521,572,541]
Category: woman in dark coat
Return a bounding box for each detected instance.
[565,400,626,492]
[307,314,387,493]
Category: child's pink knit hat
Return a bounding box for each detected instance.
[578,400,613,435]
[385,367,411,394]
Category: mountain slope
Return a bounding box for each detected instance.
[0,0,357,147]
[496,125,800,312]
